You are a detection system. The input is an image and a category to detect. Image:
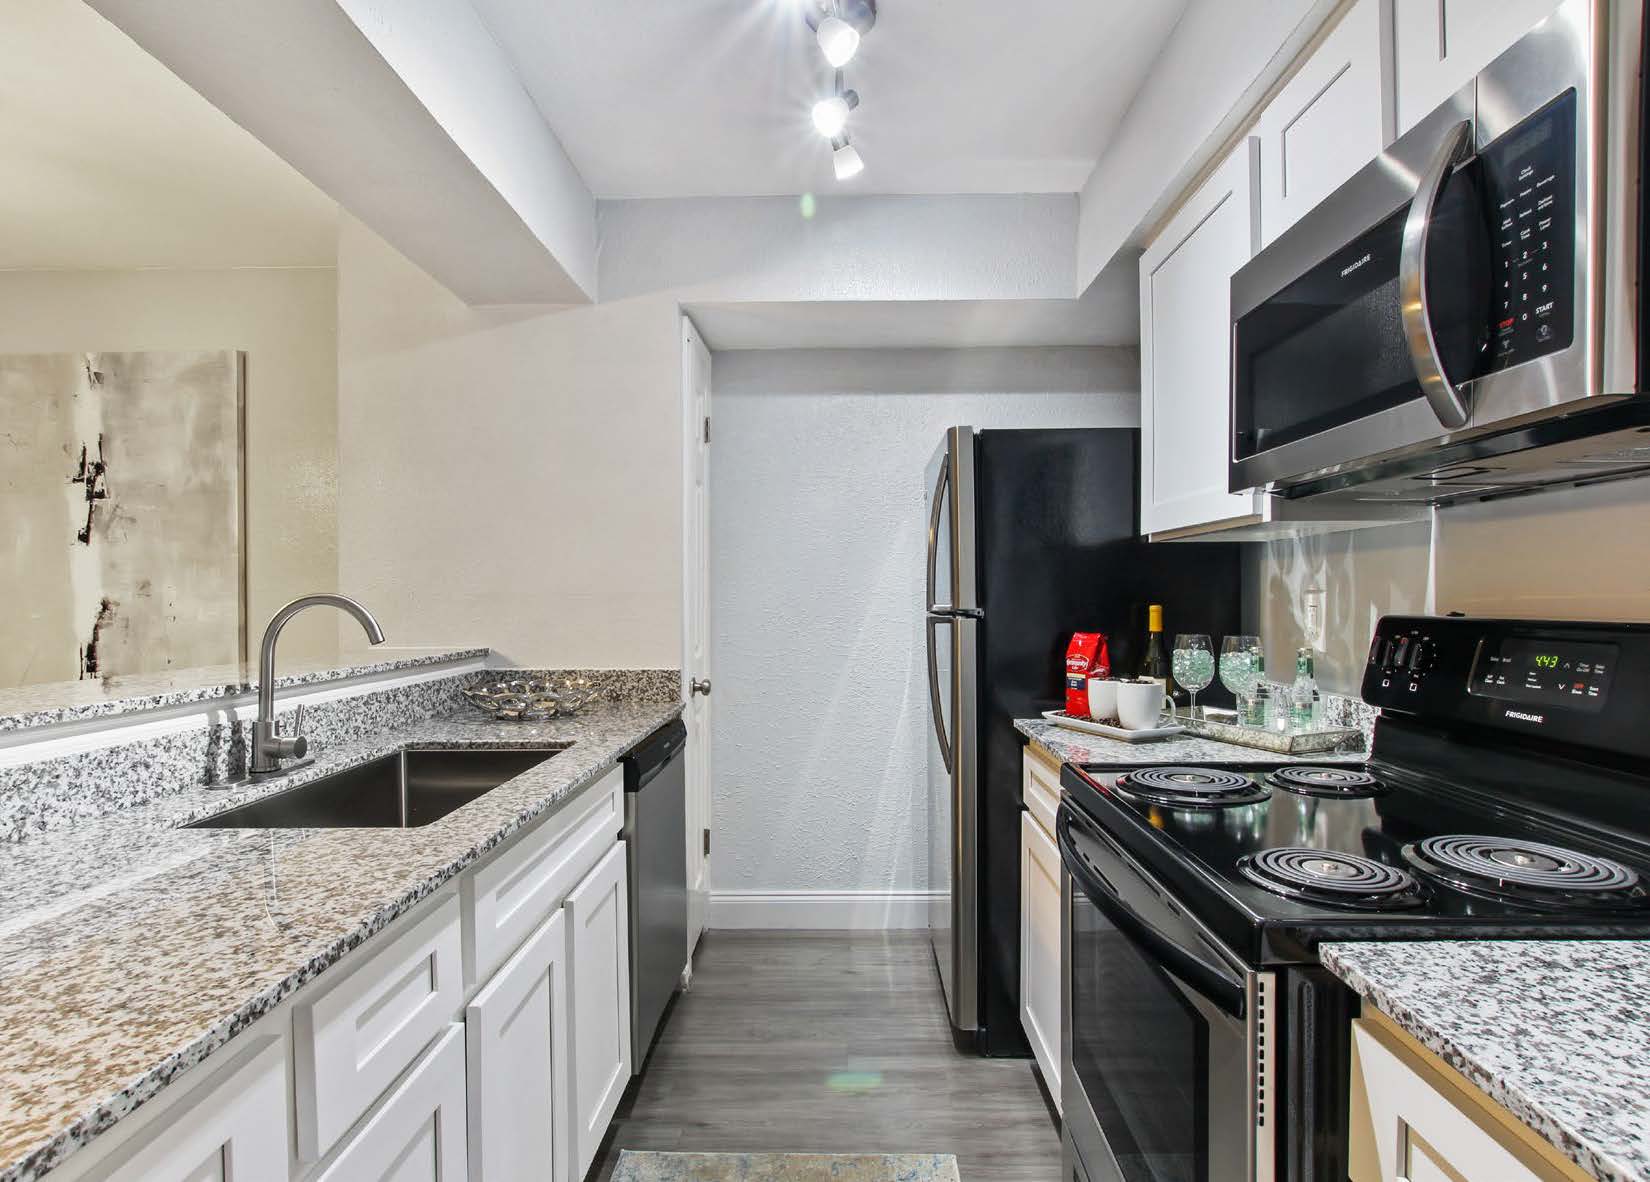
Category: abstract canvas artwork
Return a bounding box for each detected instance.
[0,351,244,688]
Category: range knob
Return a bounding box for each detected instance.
[1407,639,1433,673]
[1391,637,1413,669]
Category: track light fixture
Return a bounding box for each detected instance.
[805,2,875,181]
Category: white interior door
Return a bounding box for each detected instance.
[681,316,712,959]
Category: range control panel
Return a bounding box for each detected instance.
[1363,616,1650,761]
[1481,88,1576,371]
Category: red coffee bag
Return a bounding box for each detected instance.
[1065,632,1111,717]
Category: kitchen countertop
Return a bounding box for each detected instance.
[0,697,681,1182]
[1015,716,1368,767]
[1321,940,1650,1182]
[0,646,489,733]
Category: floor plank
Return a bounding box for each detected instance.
[590,931,1062,1182]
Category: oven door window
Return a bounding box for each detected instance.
[1070,886,1250,1182]
[1232,164,1489,462]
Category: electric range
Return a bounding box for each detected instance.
[1056,616,1650,1182]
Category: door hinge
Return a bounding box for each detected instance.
[703,415,711,444]
[703,827,711,856]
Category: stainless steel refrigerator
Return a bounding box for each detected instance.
[924,426,1242,1055]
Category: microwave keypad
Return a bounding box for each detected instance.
[1483,89,1576,372]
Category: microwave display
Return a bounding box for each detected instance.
[1468,635,1615,712]
[1479,88,1577,371]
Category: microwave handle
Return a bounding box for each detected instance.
[1399,118,1475,430]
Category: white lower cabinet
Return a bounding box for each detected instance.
[315,1025,469,1182]
[566,841,633,1181]
[1018,807,1062,1113]
[1350,1014,1581,1182]
[95,1038,288,1182]
[465,909,571,1182]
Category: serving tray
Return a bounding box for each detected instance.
[1040,710,1186,743]
[1175,709,1364,755]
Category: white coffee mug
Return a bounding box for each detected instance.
[1086,677,1118,722]
[1116,679,1173,731]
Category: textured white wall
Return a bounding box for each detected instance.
[336,212,681,666]
[708,347,1139,896]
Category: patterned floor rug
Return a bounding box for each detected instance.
[611,1152,963,1181]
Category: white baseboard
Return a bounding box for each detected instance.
[708,889,941,931]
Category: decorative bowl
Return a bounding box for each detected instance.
[463,676,601,722]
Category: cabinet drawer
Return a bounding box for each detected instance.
[295,894,463,1162]
[95,1037,287,1182]
[464,764,623,984]
[314,1024,469,1182]
[1022,749,1060,839]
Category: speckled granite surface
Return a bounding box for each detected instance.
[1322,940,1650,1182]
[612,1152,961,1181]
[1015,716,1369,767]
[0,647,488,733]
[0,697,682,1182]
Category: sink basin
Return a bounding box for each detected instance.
[186,747,567,829]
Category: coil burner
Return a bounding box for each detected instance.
[1266,766,1384,799]
[1405,835,1649,911]
[1114,767,1271,809]
[1238,848,1423,910]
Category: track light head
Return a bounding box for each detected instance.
[806,0,876,68]
[811,88,859,138]
[831,137,865,181]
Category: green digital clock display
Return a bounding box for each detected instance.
[1469,637,1618,714]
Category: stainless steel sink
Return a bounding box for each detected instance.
[186,747,567,829]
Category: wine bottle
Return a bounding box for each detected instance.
[1289,647,1321,730]
[1142,604,1183,704]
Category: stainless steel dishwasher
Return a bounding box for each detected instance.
[623,718,688,1070]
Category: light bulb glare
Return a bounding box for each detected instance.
[816,16,860,67]
[833,141,865,181]
[812,95,850,138]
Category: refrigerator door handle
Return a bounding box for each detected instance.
[926,453,950,613]
[927,615,954,775]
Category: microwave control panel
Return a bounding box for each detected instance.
[1480,89,1577,372]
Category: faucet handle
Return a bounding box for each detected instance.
[290,704,306,738]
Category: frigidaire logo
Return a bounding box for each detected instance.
[1505,709,1546,724]
[1340,253,1373,278]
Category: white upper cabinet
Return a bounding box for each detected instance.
[1392,0,1566,134]
[1255,0,1395,245]
[1139,138,1264,537]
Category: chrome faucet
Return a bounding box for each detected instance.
[250,594,385,778]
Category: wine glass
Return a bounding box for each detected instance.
[1172,634,1215,719]
[1220,635,1262,725]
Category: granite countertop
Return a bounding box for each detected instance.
[0,646,489,733]
[1322,940,1650,1182]
[0,697,682,1182]
[1015,716,1368,767]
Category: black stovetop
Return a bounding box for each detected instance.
[1060,757,1650,965]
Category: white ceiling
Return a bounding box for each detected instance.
[471,0,1190,198]
[0,0,338,270]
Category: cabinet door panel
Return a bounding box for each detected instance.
[566,841,632,1181]
[1256,0,1393,244]
[1393,0,1564,134]
[1139,138,1262,535]
[315,1025,468,1182]
[1019,810,1062,1112]
[466,909,570,1182]
[101,1039,287,1182]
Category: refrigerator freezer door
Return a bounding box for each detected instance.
[927,612,978,1034]
[926,428,978,615]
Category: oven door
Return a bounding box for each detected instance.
[1059,802,1276,1182]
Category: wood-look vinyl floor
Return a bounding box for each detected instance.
[590,931,1063,1182]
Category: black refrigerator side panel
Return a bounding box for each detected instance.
[971,427,1243,1057]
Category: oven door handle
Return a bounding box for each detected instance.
[1399,118,1475,431]
[1058,809,1247,1020]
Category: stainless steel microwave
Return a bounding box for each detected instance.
[1230,0,1650,506]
